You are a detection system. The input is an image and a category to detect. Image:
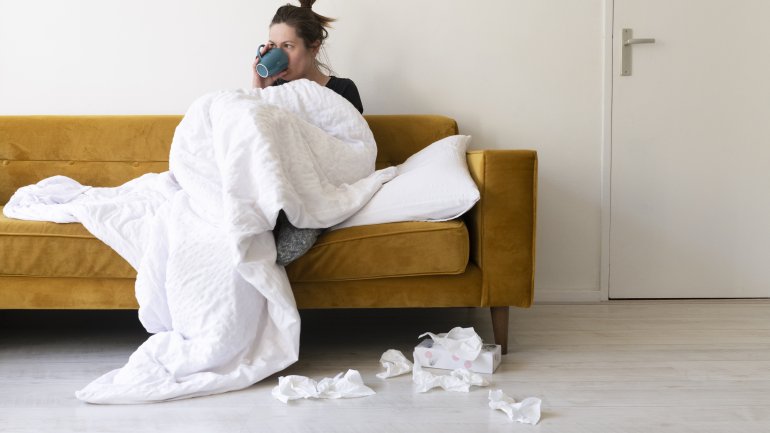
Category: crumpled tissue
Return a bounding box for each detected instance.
[488,389,542,425]
[376,349,413,379]
[419,326,483,361]
[411,361,489,393]
[272,369,375,403]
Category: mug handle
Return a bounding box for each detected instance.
[257,44,266,60]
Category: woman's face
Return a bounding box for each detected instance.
[268,23,319,81]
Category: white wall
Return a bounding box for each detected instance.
[0,0,606,302]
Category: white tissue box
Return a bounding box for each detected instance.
[413,339,501,374]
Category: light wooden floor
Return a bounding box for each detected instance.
[1,301,769,433]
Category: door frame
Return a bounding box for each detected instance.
[599,0,614,301]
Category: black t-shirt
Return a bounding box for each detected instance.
[274,77,364,114]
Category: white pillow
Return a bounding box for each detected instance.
[333,135,479,229]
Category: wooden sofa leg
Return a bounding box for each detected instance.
[490,306,509,355]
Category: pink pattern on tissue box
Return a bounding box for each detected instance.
[413,339,501,374]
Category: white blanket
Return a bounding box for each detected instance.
[3,79,395,404]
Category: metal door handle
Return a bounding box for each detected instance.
[621,28,656,76]
[624,38,656,46]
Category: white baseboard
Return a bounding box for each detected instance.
[534,288,605,303]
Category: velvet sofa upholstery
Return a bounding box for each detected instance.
[0,115,538,353]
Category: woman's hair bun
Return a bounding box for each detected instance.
[299,0,316,8]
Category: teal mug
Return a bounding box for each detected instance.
[256,45,289,78]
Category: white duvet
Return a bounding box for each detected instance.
[3,79,395,404]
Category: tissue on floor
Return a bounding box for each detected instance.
[376,349,413,379]
[488,389,542,425]
[272,369,375,403]
[414,339,501,374]
[411,362,489,393]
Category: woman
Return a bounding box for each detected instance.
[253,0,363,265]
[252,0,363,113]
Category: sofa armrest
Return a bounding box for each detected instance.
[465,150,538,308]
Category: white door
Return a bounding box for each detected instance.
[610,0,770,298]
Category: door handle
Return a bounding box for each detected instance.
[621,28,656,76]
[624,38,656,46]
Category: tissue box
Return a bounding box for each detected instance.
[413,339,501,374]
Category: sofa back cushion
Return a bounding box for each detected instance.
[0,115,459,203]
[0,116,180,204]
[365,115,459,168]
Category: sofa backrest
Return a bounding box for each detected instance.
[365,115,459,169]
[0,114,458,204]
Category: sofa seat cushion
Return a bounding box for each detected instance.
[0,207,136,278]
[286,220,469,282]
[0,206,469,282]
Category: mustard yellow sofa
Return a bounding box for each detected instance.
[0,115,537,353]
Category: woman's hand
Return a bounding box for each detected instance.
[252,43,289,89]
